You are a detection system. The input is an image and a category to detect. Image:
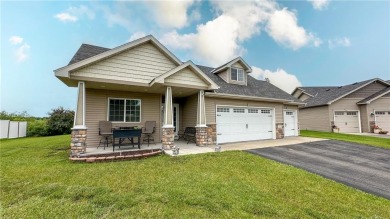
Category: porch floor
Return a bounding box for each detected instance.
[83,137,323,157]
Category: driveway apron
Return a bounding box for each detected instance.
[247,140,390,200]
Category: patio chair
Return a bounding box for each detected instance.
[142,121,156,146]
[98,121,113,150]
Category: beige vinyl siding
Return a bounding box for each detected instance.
[165,67,208,88]
[384,92,390,97]
[218,70,229,83]
[232,62,244,69]
[72,42,177,84]
[345,82,386,98]
[359,105,369,132]
[293,90,302,98]
[182,94,198,128]
[85,88,162,147]
[299,106,330,131]
[205,97,284,124]
[299,93,311,101]
[367,96,390,118]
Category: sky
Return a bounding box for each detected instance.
[1,0,389,117]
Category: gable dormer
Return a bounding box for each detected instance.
[211,57,252,86]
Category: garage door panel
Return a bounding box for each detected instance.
[334,111,360,133]
[375,111,390,132]
[216,107,274,144]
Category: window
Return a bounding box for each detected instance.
[261,109,271,114]
[108,98,141,122]
[233,108,245,113]
[217,108,230,113]
[286,112,293,115]
[347,112,357,116]
[231,68,244,82]
[335,111,344,115]
[248,109,258,113]
[375,111,386,115]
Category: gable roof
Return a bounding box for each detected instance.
[55,35,182,78]
[56,39,301,104]
[298,78,390,108]
[357,87,390,104]
[198,65,302,104]
[151,61,219,90]
[68,44,110,65]
[211,57,252,74]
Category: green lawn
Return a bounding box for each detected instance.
[1,136,389,218]
[300,130,390,149]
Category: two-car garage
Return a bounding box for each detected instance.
[216,106,298,144]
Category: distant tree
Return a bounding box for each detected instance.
[46,107,74,136]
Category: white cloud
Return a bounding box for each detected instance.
[158,1,321,66]
[308,0,329,10]
[54,5,95,23]
[328,37,351,49]
[9,36,23,45]
[54,13,78,22]
[266,8,321,50]
[251,66,302,93]
[15,43,30,63]
[146,0,197,29]
[129,32,147,42]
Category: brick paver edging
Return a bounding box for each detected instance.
[69,150,162,163]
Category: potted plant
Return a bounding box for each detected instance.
[373,125,381,134]
[379,130,388,135]
[332,125,339,133]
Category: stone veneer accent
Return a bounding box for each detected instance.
[196,127,208,146]
[206,124,216,145]
[276,123,284,139]
[369,121,376,133]
[162,127,175,150]
[70,128,87,157]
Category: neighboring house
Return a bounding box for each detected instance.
[54,35,302,156]
[292,78,390,133]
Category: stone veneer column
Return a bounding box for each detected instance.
[162,86,175,150]
[162,127,175,150]
[70,128,87,157]
[276,123,284,139]
[195,127,208,146]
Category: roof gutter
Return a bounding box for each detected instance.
[205,92,304,105]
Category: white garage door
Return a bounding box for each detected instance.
[216,107,274,144]
[334,111,360,133]
[284,110,297,136]
[375,111,390,132]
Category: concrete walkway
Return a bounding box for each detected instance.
[164,136,325,156]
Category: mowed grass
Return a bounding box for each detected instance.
[300,130,390,149]
[1,136,389,218]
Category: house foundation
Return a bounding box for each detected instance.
[70,128,87,157]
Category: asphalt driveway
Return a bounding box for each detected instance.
[247,140,390,200]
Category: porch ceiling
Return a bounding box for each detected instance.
[85,81,200,97]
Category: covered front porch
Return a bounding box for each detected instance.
[69,63,218,158]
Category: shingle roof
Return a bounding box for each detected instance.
[198,65,301,103]
[68,44,110,65]
[67,44,301,103]
[357,87,390,104]
[298,78,379,108]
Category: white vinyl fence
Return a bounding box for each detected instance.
[0,120,27,139]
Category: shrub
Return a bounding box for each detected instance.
[46,107,74,136]
[27,119,49,137]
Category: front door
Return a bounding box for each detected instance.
[284,110,297,136]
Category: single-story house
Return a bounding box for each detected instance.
[54,35,302,156]
[292,78,390,133]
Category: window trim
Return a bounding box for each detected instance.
[230,67,245,83]
[107,97,142,123]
